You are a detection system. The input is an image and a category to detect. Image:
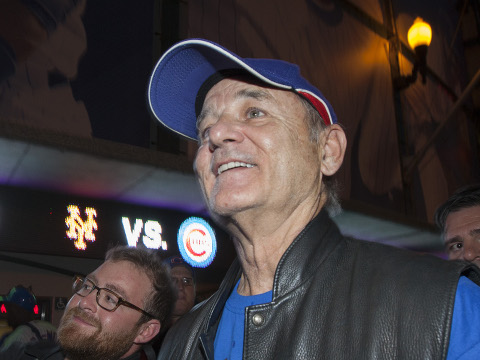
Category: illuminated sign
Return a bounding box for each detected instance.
[65,205,98,250]
[121,217,167,250]
[178,217,217,268]
[0,185,232,263]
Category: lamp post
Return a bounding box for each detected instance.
[408,17,432,84]
[394,17,432,89]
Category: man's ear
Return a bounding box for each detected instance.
[319,124,347,176]
[134,319,161,344]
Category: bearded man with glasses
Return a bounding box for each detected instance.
[0,246,176,360]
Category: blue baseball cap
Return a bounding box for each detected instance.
[164,255,196,283]
[5,285,37,313]
[147,38,337,141]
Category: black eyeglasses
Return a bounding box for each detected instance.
[72,276,154,318]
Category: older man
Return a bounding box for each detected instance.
[0,246,176,360]
[435,184,480,266]
[148,39,480,359]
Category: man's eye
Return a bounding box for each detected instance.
[246,108,264,118]
[104,294,117,305]
[182,277,193,286]
[200,126,211,141]
[449,243,463,252]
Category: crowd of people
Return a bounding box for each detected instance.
[0,37,479,359]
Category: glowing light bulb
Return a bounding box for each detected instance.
[408,17,432,49]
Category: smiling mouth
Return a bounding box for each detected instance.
[217,161,254,175]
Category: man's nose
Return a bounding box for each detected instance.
[463,239,480,262]
[78,290,98,313]
[207,115,244,149]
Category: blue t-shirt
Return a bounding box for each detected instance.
[447,276,480,359]
[214,280,272,360]
[214,276,480,359]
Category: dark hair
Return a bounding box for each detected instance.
[434,184,480,237]
[105,246,176,327]
[5,303,35,329]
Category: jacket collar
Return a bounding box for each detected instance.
[272,209,343,298]
[211,209,343,309]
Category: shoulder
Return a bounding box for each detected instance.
[168,296,213,334]
[0,340,60,360]
[28,321,57,338]
[347,237,465,271]
[2,321,57,350]
[448,277,480,359]
[24,340,62,359]
[452,277,480,313]
[159,295,219,358]
[29,321,56,331]
[0,325,33,351]
[0,342,26,360]
[342,238,479,292]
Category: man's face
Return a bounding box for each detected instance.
[57,260,152,360]
[170,266,195,318]
[444,205,480,267]
[194,78,323,222]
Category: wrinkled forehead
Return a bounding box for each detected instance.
[445,206,480,228]
[444,206,480,243]
[197,74,306,128]
[170,265,194,278]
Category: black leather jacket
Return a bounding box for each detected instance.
[159,210,480,359]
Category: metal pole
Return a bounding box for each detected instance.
[405,68,480,179]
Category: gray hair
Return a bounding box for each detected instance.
[434,183,480,238]
[299,95,342,216]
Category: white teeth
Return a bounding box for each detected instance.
[218,162,254,175]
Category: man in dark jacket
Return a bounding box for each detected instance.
[0,246,176,360]
[147,39,480,359]
[0,285,56,351]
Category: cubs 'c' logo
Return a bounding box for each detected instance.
[178,217,216,268]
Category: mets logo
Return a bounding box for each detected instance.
[65,205,98,250]
[177,217,216,268]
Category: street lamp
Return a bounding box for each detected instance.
[395,17,432,89]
